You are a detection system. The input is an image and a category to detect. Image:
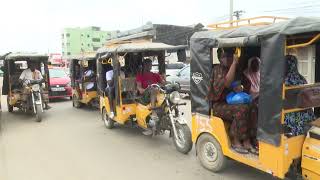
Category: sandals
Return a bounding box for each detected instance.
[232,143,259,155]
[232,145,249,154]
[248,147,259,155]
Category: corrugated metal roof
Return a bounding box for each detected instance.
[97,42,186,54]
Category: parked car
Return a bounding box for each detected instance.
[49,67,72,99]
[166,65,190,94]
[152,62,186,76]
[166,63,186,76]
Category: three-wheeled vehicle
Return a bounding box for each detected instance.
[190,17,320,179]
[69,53,99,108]
[2,52,50,122]
[96,40,193,154]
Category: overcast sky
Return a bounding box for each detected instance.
[0,0,319,54]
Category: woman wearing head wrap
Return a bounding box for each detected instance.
[241,57,261,148]
[284,55,315,136]
[208,48,256,154]
[243,57,261,99]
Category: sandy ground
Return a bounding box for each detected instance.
[0,77,272,180]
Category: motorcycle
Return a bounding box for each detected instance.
[147,83,193,154]
[23,79,44,122]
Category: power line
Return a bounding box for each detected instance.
[263,4,320,12]
[292,0,319,6]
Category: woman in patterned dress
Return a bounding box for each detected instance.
[208,48,256,154]
[284,55,315,136]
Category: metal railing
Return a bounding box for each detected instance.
[207,16,289,30]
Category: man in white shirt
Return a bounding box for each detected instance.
[19,62,43,83]
[19,62,50,109]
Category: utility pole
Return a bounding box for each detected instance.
[233,10,245,20]
[229,0,234,26]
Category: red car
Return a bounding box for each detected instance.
[49,67,72,99]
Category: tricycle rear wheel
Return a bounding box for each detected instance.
[196,134,227,172]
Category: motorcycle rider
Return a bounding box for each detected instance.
[136,59,165,135]
[19,61,50,109]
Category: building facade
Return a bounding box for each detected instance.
[61,26,118,57]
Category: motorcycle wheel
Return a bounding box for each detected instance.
[172,123,193,154]
[35,104,42,122]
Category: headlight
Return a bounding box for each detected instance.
[169,91,181,104]
[32,84,40,91]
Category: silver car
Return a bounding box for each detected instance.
[166,65,190,94]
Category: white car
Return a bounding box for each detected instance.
[166,65,190,94]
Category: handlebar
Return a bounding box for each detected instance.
[23,79,43,85]
[148,82,181,94]
[149,84,166,93]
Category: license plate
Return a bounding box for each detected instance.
[51,87,65,91]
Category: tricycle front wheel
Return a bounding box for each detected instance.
[35,104,42,122]
[72,95,82,108]
[102,108,114,129]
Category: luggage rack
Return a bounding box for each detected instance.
[207,16,289,30]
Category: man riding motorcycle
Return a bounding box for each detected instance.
[136,59,165,135]
[19,61,50,109]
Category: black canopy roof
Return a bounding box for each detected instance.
[190,17,320,146]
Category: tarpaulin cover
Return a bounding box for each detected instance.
[190,17,320,146]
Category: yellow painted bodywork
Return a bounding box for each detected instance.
[72,89,98,105]
[302,134,320,179]
[101,96,137,124]
[8,93,20,106]
[192,114,308,179]
[101,92,165,130]
[135,103,150,129]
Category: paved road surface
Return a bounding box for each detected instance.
[0,78,272,180]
